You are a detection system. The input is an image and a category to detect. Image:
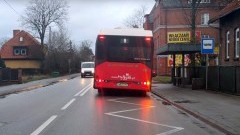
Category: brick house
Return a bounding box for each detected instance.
[209,0,240,66]
[0,30,44,73]
[144,0,229,75]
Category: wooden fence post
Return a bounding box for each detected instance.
[18,69,22,84]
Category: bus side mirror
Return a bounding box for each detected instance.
[152,70,157,77]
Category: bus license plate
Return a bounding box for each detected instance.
[116,82,128,87]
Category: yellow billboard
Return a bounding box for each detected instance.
[168,31,191,43]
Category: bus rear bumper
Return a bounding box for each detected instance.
[94,81,151,92]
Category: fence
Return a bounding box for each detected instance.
[0,68,22,84]
[173,66,240,95]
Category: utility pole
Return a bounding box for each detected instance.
[68,40,73,74]
[68,59,71,74]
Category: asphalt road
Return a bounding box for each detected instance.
[0,77,224,135]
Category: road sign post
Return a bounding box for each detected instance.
[201,38,214,90]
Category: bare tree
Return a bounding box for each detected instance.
[79,40,94,62]
[0,37,9,48]
[44,27,94,73]
[124,5,147,28]
[0,37,8,68]
[44,27,71,73]
[21,0,69,46]
[176,0,202,43]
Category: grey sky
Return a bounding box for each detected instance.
[0,0,155,49]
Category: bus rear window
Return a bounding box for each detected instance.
[107,36,151,63]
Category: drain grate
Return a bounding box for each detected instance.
[174,100,199,104]
[162,101,171,105]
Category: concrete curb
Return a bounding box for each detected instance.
[151,91,236,135]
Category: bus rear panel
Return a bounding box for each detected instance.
[94,29,153,92]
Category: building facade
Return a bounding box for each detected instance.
[144,0,229,75]
[1,30,43,73]
[210,0,240,66]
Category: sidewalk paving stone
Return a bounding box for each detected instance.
[152,83,240,135]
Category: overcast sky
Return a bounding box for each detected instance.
[0,0,155,50]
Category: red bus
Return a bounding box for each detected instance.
[94,28,155,94]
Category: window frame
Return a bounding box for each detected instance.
[226,31,230,59]
[13,46,28,56]
[20,37,23,42]
[201,13,209,25]
[14,49,20,55]
[235,28,239,59]
[21,48,27,55]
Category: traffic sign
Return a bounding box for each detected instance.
[201,38,214,54]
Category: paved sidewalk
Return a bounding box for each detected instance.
[0,73,80,96]
[152,83,240,135]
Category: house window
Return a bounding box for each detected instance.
[226,31,230,59]
[21,49,27,55]
[235,28,239,58]
[20,37,23,42]
[14,49,20,55]
[13,47,28,56]
[201,13,209,25]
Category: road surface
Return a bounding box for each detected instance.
[0,77,224,135]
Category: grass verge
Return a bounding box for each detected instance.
[153,76,171,84]
[22,75,51,83]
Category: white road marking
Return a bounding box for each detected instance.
[106,98,184,135]
[105,113,183,130]
[80,85,92,96]
[110,100,153,107]
[30,115,57,135]
[61,98,76,110]
[74,83,92,97]
[157,128,184,135]
[74,91,83,97]
[105,106,155,114]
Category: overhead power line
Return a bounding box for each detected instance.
[1,0,20,16]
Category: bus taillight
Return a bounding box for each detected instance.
[99,35,105,41]
[143,81,151,86]
[145,37,151,42]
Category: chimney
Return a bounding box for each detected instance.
[13,30,20,37]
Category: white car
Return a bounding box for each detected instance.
[81,62,94,78]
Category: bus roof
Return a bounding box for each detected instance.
[98,28,153,37]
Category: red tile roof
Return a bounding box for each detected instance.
[209,0,240,23]
[0,30,43,60]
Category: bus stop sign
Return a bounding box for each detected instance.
[201,38,214,54]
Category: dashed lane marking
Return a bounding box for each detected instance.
[79,85,92,96]
[30,80,93,135]
[74,83,92,97]
[30,115,57,135]
[61,98,76,110]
